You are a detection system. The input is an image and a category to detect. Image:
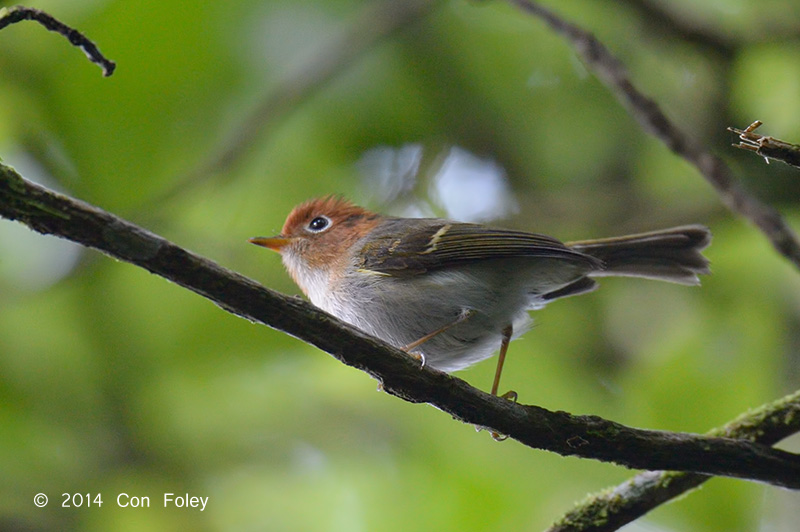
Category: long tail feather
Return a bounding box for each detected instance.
[567,225,711,285]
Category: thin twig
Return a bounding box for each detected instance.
[730,120,800,169]
[1,163,800,489]
[507,0,800,270]
[0,6,115,76]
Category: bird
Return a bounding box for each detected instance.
[250,196,710,397]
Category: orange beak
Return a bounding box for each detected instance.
[248,236,292,251]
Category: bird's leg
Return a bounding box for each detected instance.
[401,309,476,365]
[490,325,517,441]
[490,325,517,400]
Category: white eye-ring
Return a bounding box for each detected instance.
[306,215,332,233]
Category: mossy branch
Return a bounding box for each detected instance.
[2,162,800,493]
[547,390,800,532]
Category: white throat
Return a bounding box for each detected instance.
[281,251,331,308]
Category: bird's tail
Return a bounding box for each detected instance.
[567,225,711,285]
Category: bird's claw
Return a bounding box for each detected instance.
[407,350,426,368]
[478,390,519,441]
[491,390,518,441]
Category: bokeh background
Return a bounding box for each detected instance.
[2,0,800,530]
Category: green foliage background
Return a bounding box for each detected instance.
[1,0,799,530]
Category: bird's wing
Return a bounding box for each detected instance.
[357,218,601,276]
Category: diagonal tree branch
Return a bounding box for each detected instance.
[507,0,800,271]
[2,162,800,490]
[2,2,798,525]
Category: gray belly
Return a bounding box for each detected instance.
[317,259,587,372]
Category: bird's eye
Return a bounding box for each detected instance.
[306,215,331,233]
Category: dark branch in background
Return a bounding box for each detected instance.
[0,6,115,76]
[618,0,800,58]
[508,0,800,271]
[2,2,798,529]
[628,0,800,52]
[2,164,800,490]
[730,121,800,169]
[502,0,800,528]
[617,0,736,58]
[155,0,439,204]
[546,389,800,532]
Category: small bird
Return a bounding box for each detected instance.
[250,196,710,397]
